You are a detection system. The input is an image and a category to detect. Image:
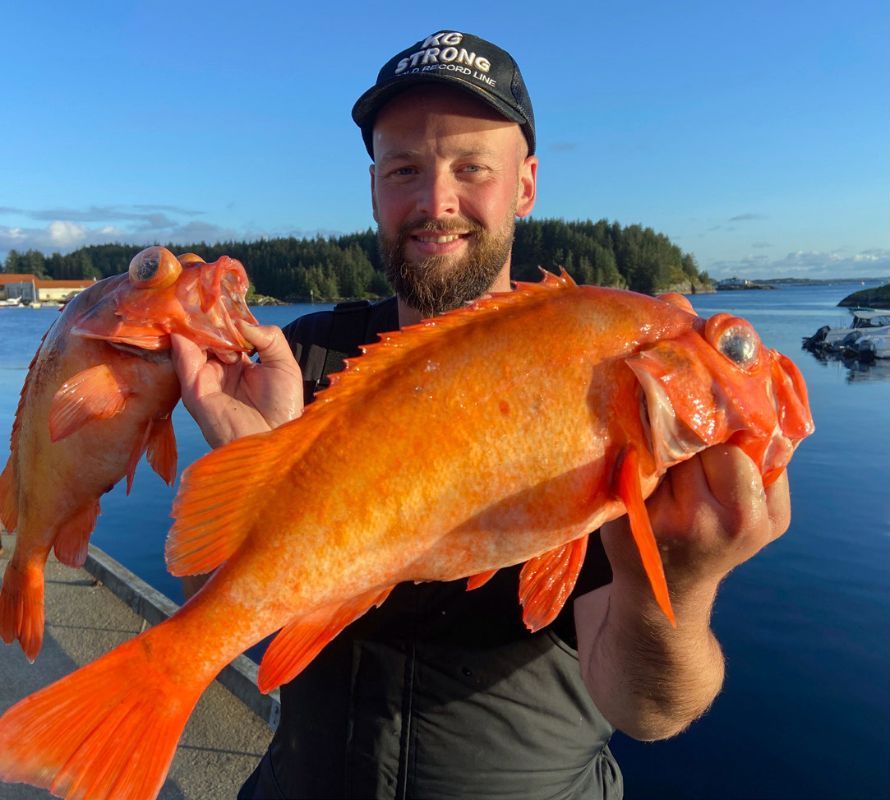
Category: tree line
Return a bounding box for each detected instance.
[2,218,712,301]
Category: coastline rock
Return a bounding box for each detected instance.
[838,283,890,308]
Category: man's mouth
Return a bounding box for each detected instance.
[413,232,469,244]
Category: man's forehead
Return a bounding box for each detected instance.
[376,144,504,165]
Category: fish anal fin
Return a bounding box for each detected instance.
[258,586,393,693]
[146,415,177,485]
[466,569,498,591]
[614,446,677,627]
[519,536,589,632]
[53,500,100,568]
[0,557,46,662]
[49,364,130,442]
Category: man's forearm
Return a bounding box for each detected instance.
[575,578,725,741]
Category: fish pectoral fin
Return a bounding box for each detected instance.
[466,569,498,591]
[258,586,394,693]
[52,500,100,567]
[519,536,589,632]
[146,415,177,486]
[48,364,130,442]
[614,446,677,627]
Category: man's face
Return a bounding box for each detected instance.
[370,86,537,317]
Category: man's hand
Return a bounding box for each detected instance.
[604,444,791,606]
[171,321,303,448]
[576,444,792,740]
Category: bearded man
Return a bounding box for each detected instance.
[173,31,792,800]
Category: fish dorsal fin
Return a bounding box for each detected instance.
[519,535,589,632]
[258,586,393,693]
[0,334,46,531]
[166,427,296,576]
[313,269,577,409]
[48,364,130,442]
[614,446,676,626]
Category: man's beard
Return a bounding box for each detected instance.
[378,216,515,317]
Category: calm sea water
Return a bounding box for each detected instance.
[0,284,887,799]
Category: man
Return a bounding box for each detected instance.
[172,31,791,799]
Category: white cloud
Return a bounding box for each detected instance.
[48,220,87,247]
[708,248,890,279]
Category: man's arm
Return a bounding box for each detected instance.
[171,321,304,599]
[575,445,791,740]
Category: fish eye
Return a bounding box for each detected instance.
[128,246,183,289]
[717,326,760,367]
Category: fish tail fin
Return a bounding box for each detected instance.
[0,460,18,533]
[0,555,45,661]
[0,630,209,800]
[615,446,677,627]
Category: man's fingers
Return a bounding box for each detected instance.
[170,333,204,387]
[764,470,791,542]
[696,446,764,511]
[237,321,300,372]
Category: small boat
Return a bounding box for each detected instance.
[0,297,22,308]
[803,309,890,360]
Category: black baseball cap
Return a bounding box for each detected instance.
[352,31,536,159]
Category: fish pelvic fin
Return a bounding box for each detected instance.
[49,364,130,442]
[52,499,101,568]
[0,632,208,800]
[615,446,677,627]
[0,557,46,662]
[146,414,177,485]
[519,536,589,633]
[466,569,499,591]
[166,429,291,576]
[258,586,393,693]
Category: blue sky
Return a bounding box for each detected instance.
[2,0,887,279]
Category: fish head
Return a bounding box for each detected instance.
[71,246,258,355]
[626,310,814,483]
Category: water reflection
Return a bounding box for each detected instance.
[802,348,890,383]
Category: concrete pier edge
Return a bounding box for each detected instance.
[83,544,281,730]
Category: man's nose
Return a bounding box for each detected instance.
[416,170,458,218]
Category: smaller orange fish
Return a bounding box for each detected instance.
[0,246,256,661]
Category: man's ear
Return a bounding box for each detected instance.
[370,164,379,223]
[516,155,538,218]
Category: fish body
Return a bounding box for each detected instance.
[0,247,256,661]
[0,272,814,799]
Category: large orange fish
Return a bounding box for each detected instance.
[0,272,813,799]
[0,246,256,661]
